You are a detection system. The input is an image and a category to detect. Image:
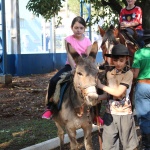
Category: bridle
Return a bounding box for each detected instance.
[72,68,99,123]
[73,72,98,101]
[101,28,119,54]
[101,28,139,67]
[101,30,119,66]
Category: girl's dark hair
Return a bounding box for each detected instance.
[71,16,86,28]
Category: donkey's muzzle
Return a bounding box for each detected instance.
[84,86,98,106]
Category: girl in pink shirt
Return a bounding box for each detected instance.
[42,16,92,119]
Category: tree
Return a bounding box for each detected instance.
[26,0,150,29]
[26,0,65,21]
[87,0,150,29]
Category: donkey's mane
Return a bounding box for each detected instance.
[102,28,118,46]
[77,56,98,72]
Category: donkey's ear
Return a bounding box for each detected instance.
[98,25,105,37]
[89,41,98,62]
[67,43,80,64]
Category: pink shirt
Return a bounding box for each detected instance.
[65,35,92,64]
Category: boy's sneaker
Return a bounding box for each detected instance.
[42,109,53,119]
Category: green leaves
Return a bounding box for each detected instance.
[26,0,149,29]
[26,0,64,21]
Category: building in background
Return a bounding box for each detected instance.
[0,0,103,76]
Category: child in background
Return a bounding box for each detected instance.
[120,0,144,47]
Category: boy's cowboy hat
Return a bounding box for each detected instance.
[105,43,132,57]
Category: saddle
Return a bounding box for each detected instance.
[53,71,73,110]
[120,28,139,47]
[53,72,87,117]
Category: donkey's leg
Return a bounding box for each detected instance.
[66,128,79,150]
[55,122,65,150]
[83,125,93,150]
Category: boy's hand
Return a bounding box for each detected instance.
[120,21,130,29]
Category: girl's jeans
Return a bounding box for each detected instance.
[47,64,72,102]
[134,82,150,134]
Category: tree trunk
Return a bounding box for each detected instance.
[141,0,150,30]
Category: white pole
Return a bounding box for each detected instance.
[10,0,21,54]
[42,19,46,52]
[49,19,53,53]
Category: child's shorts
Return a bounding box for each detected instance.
[102,113,139,150]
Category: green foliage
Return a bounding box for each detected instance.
[68,0,80,16]
[26,0,65,21]
[26,0,150,29]
[85,0,149,29]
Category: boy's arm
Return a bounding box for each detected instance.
[97,93,108,102]
[97,80,127,97]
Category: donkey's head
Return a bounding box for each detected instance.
[67,42,99,106]
[99,25,120,66]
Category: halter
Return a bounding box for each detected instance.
[72,68,99,123]
[101,28,119,54]
[73,72,98,101]
[101,27,139,67]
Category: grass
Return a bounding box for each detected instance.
[0,118,58,150]
[0,102,106,150]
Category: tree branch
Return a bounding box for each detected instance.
[101,0,122,14]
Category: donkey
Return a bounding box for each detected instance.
[51,41,102,150]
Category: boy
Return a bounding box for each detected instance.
[119,0,144,47]
[96,44,139,149]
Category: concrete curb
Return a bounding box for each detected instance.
[21,125,99,150]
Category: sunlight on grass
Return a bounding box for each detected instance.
[12,130,30,137]
[0,140,13,149]
[0,118,57,150]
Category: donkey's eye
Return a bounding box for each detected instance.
[77,72,83,76]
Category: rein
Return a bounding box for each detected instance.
[119,32,139,50]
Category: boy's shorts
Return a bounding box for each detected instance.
[102,113,139,150]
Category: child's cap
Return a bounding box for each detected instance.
[105,43,132,57]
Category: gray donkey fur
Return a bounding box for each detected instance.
[49,41,103,150]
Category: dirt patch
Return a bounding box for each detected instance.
[0,71,103,150]
[0,72,59,150]
[0,71,142,150]
[0,71,58,120]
